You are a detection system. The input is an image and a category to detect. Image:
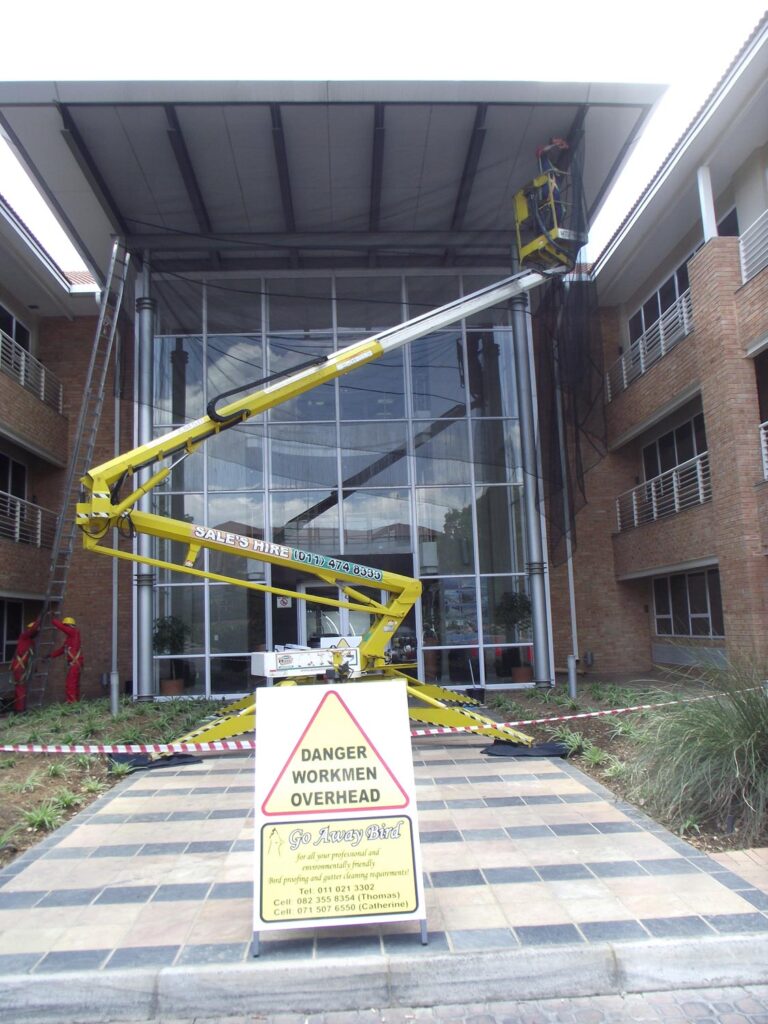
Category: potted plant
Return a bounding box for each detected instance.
[152,615,191,696]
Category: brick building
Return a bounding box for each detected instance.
[0,17,765,704]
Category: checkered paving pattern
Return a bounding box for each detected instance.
[0,738,766,973]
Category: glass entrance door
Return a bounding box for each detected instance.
[298,583,374,647]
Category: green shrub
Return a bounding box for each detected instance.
[22,801,64,832]
[630,664,768,842]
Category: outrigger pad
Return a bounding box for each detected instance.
[108,753,203,770]
[483,740,568,759]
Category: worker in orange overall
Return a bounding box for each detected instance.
[50,615,84,704]
[10,618,40,713]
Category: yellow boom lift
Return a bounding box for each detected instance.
[76,172,582,747]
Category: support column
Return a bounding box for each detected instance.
[135,257,156,700]
[697,165,718,242]
[510,249,553,686]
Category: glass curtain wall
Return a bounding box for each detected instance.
[150,273,530,695]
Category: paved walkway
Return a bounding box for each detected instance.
[1,737,767,1022]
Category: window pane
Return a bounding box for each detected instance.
[659,276,677,312]
[270,424,337,488]
[152,428,204,491]
[462,276,511,327]
[406,277,460,317]
[480,577,531,644]
[339,351,405,420]
[687,572,708,615]
[410,330,466,419]
[413,419,470,485]
[466,329,518,417]
[267,332,335,421]
[154,336,205,425]
[476,486,525,574]
[206,278,262,334]
[0,305,12,338]
[209,584,266,654]
[154,493,206,582]
[677,262,690,293]
[9,461,26,500]
[658,431,676,473]
[670,575,689,635]
[694,413,707,454]
[208,423,264,491]
[342,488,411,554]
[717,209,739,237]
[14,322,30,351]
[210,655,256,695]
[421,577,477,646]
[268,279,331,332]
[643,444,660,481]
[4,600,23,663]
[653,578,670,615]
[416,486,474,574]
[675,422,695,464]
[340,422,409,488]
[473,420,522,484]
[271,490,339,552]
[207,334,263,410]
[708,569,725,636]
[154,585,206,654]
[656,616,673,636]
[336,276,402,334]
[643,293,660,330]
[206,492,265,581]
[0,454,8,491]
[628,311,643,343]
[690,617,710,637]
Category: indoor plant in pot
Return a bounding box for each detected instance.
[495,591,533,682]
[152,615,191,696]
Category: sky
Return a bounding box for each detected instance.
[0,0,765,271]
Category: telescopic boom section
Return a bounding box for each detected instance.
[76,268,548,673]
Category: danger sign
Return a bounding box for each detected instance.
[253,679,425,942]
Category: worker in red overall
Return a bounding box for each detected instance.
[50,616,84,703]
[10,618,40,713]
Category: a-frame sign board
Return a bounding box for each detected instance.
[253,679,426,953]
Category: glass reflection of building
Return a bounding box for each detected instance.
[150,274,532,696]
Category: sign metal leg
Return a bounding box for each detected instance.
[251,931,260,957]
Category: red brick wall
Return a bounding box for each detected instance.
[0,373,68,465]
[35,316,136,701]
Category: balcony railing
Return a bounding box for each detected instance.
[0,329,63,412]
[616,452,711,532]
[606,290,693,402]
[0,490,59,548]
[740,208,768,284]
[761,420,768,481]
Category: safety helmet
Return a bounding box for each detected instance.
[26,621,37,630]
[62,616,76,626]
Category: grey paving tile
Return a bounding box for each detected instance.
[505,825,554,839]
[128,812,171,823]
[89,844,143,858]
[585,860,647,878]
[536,863,593,881]
[549,823,599,836]
[177,942,249,964]
[153,883,212,901]
[0,890,45,908]
[167,810,209,821]
[185,840,233,853]
[515,923,584,946]
[255,937,315,959]
[430,869,484,888]
[434,776,469,785]
[579,920,649,942]
[521,795,564,805]
[461,828,507,841]
[499,773,537,782]
[316,933,382,957]
[231,839,253,853]
[592,821,642,833]
[226,785,253,793]
[139,841,189,856]
[483,796,525,807]
[37,888,101,906]
[421,830,463,843]
[35,949,109,972]
[105,945,180,968]
[191,785,228,794]
[740,889,768,910]
[0,953,43,974]
[705,913,768,934]
[416,800,447,810]
[445,799,485,809]
[88,813,128,824]
[467,775,502,783]
[640,858,700,875]
[209,881,252,899]
[641,915,716,938]
[710,870,755,890]
[383,931,449,954]
[561,793,604,803]
[94,885,156,904]
[483,866,538,884]
[209,808,247,819]
[449,928,517,950]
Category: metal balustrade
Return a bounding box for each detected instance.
[0,329,63,412]
[615,452,711,532]
[606,290,693,402]
[0,490,59,548]
[761,420,768,481]
[740,208,768,284]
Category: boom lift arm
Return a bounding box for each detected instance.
[76,256,568,743]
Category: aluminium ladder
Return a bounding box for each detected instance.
[26,240,131,707]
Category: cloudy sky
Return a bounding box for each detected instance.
[1,0,765,269]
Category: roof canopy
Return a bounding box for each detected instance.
[0,80,663,282]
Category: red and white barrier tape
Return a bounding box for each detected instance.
[0,691,725,753]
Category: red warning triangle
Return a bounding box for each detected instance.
[261,690,409,815]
